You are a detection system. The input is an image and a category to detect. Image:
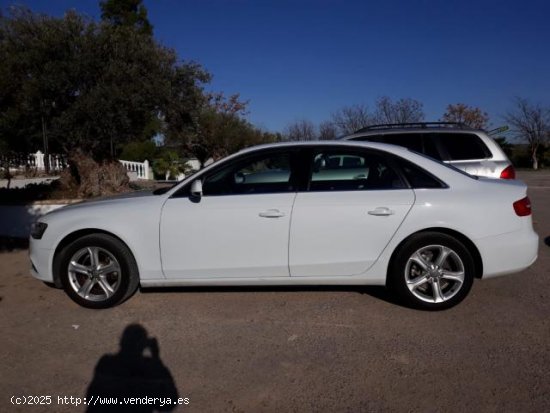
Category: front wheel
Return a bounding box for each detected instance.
[388,232,475,310]
[57,234,139,309]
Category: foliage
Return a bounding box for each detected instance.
[373,96,425,124]
[328,97,424,136]
[331,104,372,135]
[494,137,514,158]
[165,92,278,167]
[0,6,208,161]
[100,0,152,35]
[284,120,317,141]
[59,150,130,198]
[318,121,338,140]
[152,150,188,180]
[441,103,489,129]
[503,97,550,170]
[120,140,158,162]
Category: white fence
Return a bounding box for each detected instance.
[3,150,66,172]
[2,151,202,182]
[34,151,65,170]
[119,159,150,180]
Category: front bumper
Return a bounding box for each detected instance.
[29,238,54,283]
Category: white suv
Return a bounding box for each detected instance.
[343,122,516,179]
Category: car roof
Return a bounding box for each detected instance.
[237,140,412,156]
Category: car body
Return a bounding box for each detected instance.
[29,141,538,309]
[343,122,516,179]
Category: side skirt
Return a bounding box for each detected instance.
[140,276,386,288]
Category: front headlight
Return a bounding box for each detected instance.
[30,222,48,239]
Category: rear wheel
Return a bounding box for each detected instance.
[57,234,139,309]
[388,232,474,310]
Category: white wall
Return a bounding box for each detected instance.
[0,203,69,238]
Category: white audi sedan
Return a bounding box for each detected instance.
[29,141,538,310]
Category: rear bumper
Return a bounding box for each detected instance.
[475,229,539,279]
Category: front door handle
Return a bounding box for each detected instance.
[259,209,285,218]
[368,207,394,216]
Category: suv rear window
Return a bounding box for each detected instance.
[436,133,491,161]
[353,134,441,160]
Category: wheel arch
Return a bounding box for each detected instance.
[52,228,137,288]
[388,227,483,280]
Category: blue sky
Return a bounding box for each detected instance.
[2,0,549,132]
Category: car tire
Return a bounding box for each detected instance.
[388,232,475,310]
[57,234,139,309]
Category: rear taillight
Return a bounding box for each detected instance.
[513,196,532,216]
[500,165,516,179]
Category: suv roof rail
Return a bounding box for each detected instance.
[354,122,471,134]
[487,125,509,136]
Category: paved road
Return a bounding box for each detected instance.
[1,172,549,412]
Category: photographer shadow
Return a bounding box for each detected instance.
[86,324,178,412]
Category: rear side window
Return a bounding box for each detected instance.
[309,150,406,191]
[436,133,491,161]
[395,158,446,189]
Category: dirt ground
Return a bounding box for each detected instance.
[1,171,549,412]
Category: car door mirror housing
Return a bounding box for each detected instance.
[190,179,203,199]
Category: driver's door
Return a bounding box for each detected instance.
[160,149,299,279]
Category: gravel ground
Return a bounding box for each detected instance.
[0,171,549,413]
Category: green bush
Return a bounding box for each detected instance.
[119,140,158,162]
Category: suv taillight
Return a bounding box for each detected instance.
[513,197,531,216]
[500,165,516,179]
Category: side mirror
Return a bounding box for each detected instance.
[190,179,203,198]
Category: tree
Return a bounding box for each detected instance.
[0,8,88,159]
[504,97,550,170]
[120,140,158,162]
[318,121,338,140]
[331,104,373,135]
[442,103,489,129]
[165,92,277,167]
[373,96,425,124]
[100,0,152,35]
[152,149,189,180]
[284,119,317,141]
[0,6,208,160]
[494,137,513,158]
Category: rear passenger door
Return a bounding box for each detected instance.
[289,148,415,277]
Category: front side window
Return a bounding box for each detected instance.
[309,150,406,191]
[202,152,294,196]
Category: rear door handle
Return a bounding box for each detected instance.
[259,209,285,218]
[368,207,394,216]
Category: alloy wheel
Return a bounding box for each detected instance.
[67,246,121,302]
[404,244,465,304]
